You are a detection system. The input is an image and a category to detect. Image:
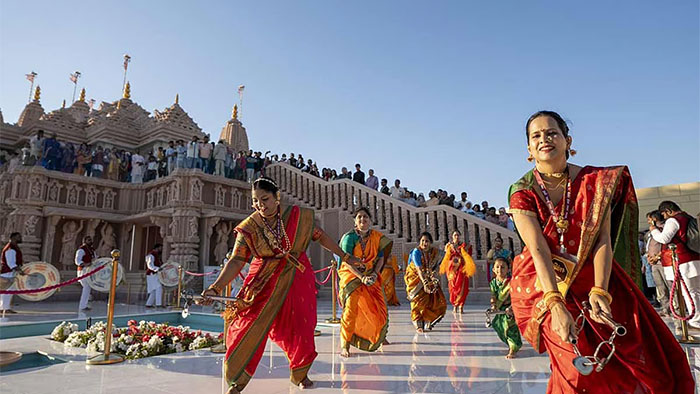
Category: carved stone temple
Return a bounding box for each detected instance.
[0,84,521,300]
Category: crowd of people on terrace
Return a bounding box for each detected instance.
[0,130,512,229]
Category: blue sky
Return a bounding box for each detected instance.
[1,1,698,207]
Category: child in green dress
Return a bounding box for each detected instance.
[489,257,522,359]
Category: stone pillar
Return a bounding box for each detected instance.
[168,209,200,273]
[41,215,61,262]
[11,208,43,262]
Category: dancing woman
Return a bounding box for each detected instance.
[508,110,694,393]
[338,207,393,357]
[489,257,522,359]
[439,230,476,314]
[405,232,447,332]
[202,177,363,393]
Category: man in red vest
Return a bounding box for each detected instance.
[649,200,700,331]
[145,243,164,308]
[1,232,25,314]
[75,235,96,311]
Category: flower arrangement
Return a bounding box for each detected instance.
[53,319,222,360]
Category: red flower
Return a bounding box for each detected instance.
[127,319,137,326]
[142,335,151,343]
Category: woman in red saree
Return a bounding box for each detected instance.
[439,230,476,314]
[509,110,694,393]
[202,177,363,394]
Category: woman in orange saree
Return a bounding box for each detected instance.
[439,230,476,314]
[509,111,694,394]
[381,255,401,306]
[338,207,392,357]
[405,232,447,332]
[202,177,363,394]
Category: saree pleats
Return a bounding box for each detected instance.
[405,261,446,324]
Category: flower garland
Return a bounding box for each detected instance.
[52,319,223,360]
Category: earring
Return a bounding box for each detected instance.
[527,155,534,162]
[569,148,577,156]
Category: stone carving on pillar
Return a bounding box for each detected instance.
[167,211,201,273]
[66,183,81,205]
[24,215,40,237]
[169,217,179,237]
[0,180,8,204]
[170,179,182,202]
[190,178,203,201]
[85,185,99,208]
[150,216,170,261]
[214,185,226,207]
[96,223,117,257]
[28,175,44,201]
[60,220,84,270]
[146,189,155,209]
[46,180,63,203]
[230,187,241,210]
[103,188,115,209]
[213,221,231,266]
[156,186,165,207]
[188,216,198,239]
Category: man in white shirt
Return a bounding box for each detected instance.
[165,141,176,175]
[187,136,200,169]
[75,236,96,311]
[213,140,228,176]
[145,244,164,308]
[649,200,700,330]
[1,232,24,314]
[390,179,406,199]
[130,151,145,183]
[455,192,471,211]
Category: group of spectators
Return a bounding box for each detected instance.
[0,131,272,184]
[271,154,514,229]
[0,132,513,229]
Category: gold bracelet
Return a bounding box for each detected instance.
[589,286,612,304]
[208,284,222,296]
[542,290,564,310]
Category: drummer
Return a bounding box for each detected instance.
[1,232,24,314]
[145,243,163,308]
[75,235,96,311]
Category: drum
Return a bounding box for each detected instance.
[85,257,124,293]
[15,262,61,301]
[158,262,181,287]
[0,276,13,291]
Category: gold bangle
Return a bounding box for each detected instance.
[208,284,222,296]
[542,290,564,311]
[589,286,612,304]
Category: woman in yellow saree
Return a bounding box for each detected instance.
[381,255,401,306]
[201,177,363,393]
[405,232,447,332]
[440,230,476,314]
[338,207,393,357]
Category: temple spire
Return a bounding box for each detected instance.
[175,93,179,105]
[62,99,66,108]
[79,88,86,102]
[232,104,238,120]
[123,81,131,99]
[33,85,41,102]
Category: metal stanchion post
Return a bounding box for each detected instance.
[326,260,340,324]
[171,265,184,310]
[87,249,126,365]
[670,244,699,344]
[211,283,231,354]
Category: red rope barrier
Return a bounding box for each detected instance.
[314,266,332,274]
[315,267,333,285]
[0,264,108,295]
[184,270,219,277]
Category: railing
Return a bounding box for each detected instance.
[267,163,522,261]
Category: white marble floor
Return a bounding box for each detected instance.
[0,300,698,394]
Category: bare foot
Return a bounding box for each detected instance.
[298,377,314,389]
[416,327,424,333]
[340,347,350,358]
[505,350,517,359]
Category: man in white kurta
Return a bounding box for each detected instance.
[75,236,96,311]
[0,232,24,313]
[145,244,164,308]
